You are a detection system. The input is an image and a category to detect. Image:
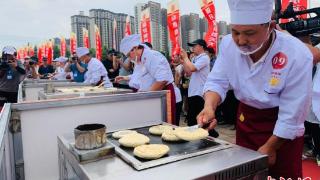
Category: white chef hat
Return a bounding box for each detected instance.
[2,46,17,55]
[120,34,141,55]
[227,0,273,25]
[76,47,89,58]
[53,58,60,62]
[58,57,68,63]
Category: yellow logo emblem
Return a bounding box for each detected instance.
[269,77,280,87]
[239,113,245,122]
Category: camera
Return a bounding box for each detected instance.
[0,56,10,69]
[71,56,78,62]
[29,61,35,66]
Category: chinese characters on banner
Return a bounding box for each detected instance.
[125,15,131,36]
[280,0,308,23]
[70,32,77,54]
[95,25,102,60]
[167,0,181,60]
[199,0,218,53]
[46,40,53,64]
[37,45,43,63]
[60,36,67,57]
[83,28,90,48]
[140,8,152,43]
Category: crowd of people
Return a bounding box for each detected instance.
[0,0,320,178]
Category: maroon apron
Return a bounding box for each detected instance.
[164,83,176,125]
[236,102,304,179]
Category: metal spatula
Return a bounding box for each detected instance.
[186,120,213,132]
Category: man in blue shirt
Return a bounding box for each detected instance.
[65,55,87,82]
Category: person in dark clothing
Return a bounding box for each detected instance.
[0,46,26,106]
[38,57,54,79]
[102,50,120,80]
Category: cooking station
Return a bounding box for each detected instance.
[38,87,133,100]
[58,130,268,180]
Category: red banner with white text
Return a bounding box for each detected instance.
[199,0,218,53]
[140,8,152,43]
[167,0,181,60]
[60,37,67,57]
[95,25,102,60]
[70,32,77,54]
[83,28,90,48]
[125,16,131,36]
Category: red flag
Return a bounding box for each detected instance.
[70,32,77,54]
[199,0,218,53]
[125,16,131,36]
[17,48,21,60]
[167,0,181,61]
[82,28,90,48]
[60,37,67,57]
[95,25,102,60]
[280,0,308,23]
[140,8,152,43]
[37,45,42,64]
[113,18,117,50]
[28,45,34,57]
[47,40,53,64]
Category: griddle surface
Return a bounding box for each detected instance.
[107,125,220,163]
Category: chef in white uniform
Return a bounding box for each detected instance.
[116,34,182,125]
[76,47,112,87]
[52,57,69,80]
[197,0,313,179]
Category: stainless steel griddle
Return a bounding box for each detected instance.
[107,124,232,170]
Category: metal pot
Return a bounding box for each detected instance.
[74,124,106,150]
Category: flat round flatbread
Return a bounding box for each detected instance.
[174,128,209,141]
[161,129,181,142]
[119,133,150,147]
[112,130,137,139]
[133,144,170,159]
[149,125,173,136]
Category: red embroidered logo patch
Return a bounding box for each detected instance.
[272,52,288,69]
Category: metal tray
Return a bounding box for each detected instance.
[107,124,232,170]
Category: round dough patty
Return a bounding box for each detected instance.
[119,133,150,147]
[149,125,173,136]
[161,129,181,142]
[174,128,209,141]
[112,130,137,139]
[133,144,170,159]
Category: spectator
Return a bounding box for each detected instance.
[38,57,54,79]
[0,46,26,106]
[65,54,87,83]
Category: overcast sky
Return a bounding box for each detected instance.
[0,0,319,50]
[0,0,231,49]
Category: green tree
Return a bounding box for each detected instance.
[53,45,60,59]
[66,49,71,58]
[89,48,96,57]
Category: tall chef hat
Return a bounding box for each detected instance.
[227,0,274,25]
[120,34,141,55]
[76,47,89,58]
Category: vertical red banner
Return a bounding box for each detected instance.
[38,45,43,64]
[60,37,66,57]
[280,0,308,23]
[28,45,34,57]
[47,40,53,64]
[199,0,218,53]
[70,32,77,54]
[125,15,131,36]
[95,25,102,60]
[82,28,90,48]
[140,8,152,43]
[113,18,117,50]
[167,0,181,60]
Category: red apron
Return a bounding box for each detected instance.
[236,102,304,179]
[164,83,176,125]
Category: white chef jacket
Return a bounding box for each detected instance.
[188,53,210,98]
[203,30,313,140]
[84,57,112,87]
[309,63,320,124]
[128,47,181,103]
[54,66,67,80]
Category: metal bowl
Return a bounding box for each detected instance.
[74,124,106,150]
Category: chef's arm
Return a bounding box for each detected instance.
[203,91,221,111]
[150,81,167,91]
[305,43,320,65]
